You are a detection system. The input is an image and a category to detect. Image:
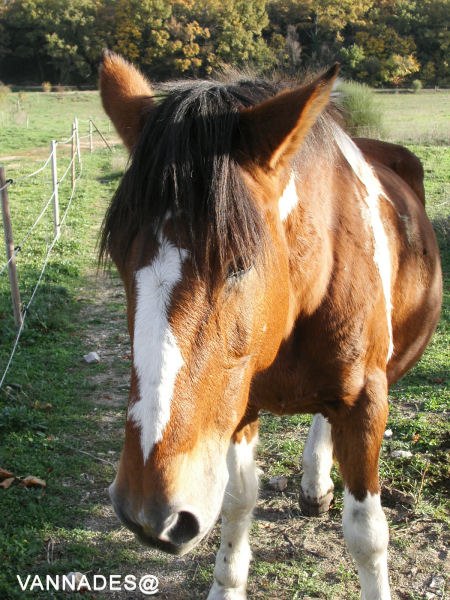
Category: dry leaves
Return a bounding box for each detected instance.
[0,467,14,479]
[0,477,14,489]
[21,476,46,488]
[0,468,46,490]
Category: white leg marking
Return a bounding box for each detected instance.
[278,173,298,222]
[207,436,258,600]
[128,239,186,463]
[300,414,334,509]
[334,127,394,361]
[342,488,391,600]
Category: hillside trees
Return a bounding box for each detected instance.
[2,0,102,83]
[0,0,448,87]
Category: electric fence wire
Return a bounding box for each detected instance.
[0,157,83,390]
[0,137,78,277]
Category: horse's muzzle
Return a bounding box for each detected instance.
[109,483,202,555]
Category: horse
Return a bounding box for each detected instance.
[98,50,442,600]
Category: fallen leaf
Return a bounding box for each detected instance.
[0,468,14,479]
[21,476,46,488]
[0,477,15,489]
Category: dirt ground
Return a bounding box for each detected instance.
[78,271,448,600]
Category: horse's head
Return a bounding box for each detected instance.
[99,51,337,555]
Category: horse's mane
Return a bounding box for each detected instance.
[99,73,338,281]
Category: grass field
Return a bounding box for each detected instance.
[0,89,448,600]
[375,89,450,146]
[0,91,113,156]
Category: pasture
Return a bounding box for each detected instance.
[0,88,448,599]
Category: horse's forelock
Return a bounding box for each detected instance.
[99,75,338,282]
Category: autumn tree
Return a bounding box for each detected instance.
[0,0,448,87]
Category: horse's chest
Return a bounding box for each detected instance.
[250,309,367,416]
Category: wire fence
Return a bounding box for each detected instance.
[0,118,112,390]
[0,191,56,278]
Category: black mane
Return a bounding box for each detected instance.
[99,74,335,281]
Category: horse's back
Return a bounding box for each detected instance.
[354,137,426,206]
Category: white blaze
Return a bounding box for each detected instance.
[334,127,394,361]
[278,173,298,221]
[128,238,186,463]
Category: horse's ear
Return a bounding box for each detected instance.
[237,64,339,171]
[99,50,154,151]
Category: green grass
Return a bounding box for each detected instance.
[0,90,113,156]
[0,90,448,599]
[374,89,450,146]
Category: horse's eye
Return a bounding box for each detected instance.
[227,258,248,280]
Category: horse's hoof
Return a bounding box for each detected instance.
[299,487,334,516]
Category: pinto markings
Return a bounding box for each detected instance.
[334,127,394,361]
[278,173,298,222]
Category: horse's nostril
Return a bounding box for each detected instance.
[165,510,200,546]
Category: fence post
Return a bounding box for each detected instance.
[50,141,60,239]
[89,118,93,153]
[75,117,81,163]
[71,122,76,190]
[0,166,22,327]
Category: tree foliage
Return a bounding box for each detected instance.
[0,0,448,87]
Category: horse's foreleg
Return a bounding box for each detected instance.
[299,413,334,515]
[332,372,391,600]
[207,423,259,600]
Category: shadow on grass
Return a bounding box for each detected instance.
[96,170,124,183]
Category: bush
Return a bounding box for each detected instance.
[41,81,51,93]
[336,80,383,138]
[0,82,11,105]
[411,79,423,92]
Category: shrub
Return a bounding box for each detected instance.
[411,79,423,92]
[41,81,52,93]
[336,80,384,138]
[0,82,11,105]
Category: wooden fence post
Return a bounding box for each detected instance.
[75,117,81,163]
[71,122,76,190]
[0,166,22,327]
[89,118,93,153]
[50,141,60,239]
